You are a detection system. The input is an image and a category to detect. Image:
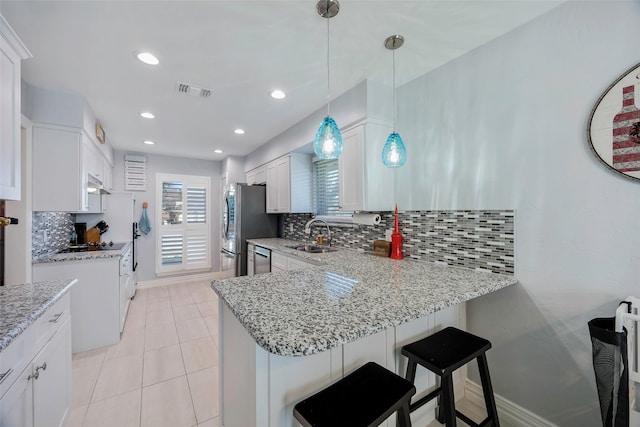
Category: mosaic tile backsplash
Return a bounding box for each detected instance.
[283,210,515,275]
[32,212,74,259]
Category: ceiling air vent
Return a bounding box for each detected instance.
[176,81,212,98]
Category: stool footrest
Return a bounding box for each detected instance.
[455,409,496,427]
[408,387,441,412]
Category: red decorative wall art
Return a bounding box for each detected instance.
[588,62,640,181]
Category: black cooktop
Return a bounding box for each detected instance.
[58,242,127,253]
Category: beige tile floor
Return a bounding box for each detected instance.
[65,280,220,427]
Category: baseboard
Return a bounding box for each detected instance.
[137,270,233,289]
[465,379,557,427]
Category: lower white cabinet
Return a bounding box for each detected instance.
[33,317,71,427]
[247,244,255,276]
[33,256,127,353]
[0,296,71,427]
[271,251,316,272]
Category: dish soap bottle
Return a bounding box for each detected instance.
[390,204,403,259]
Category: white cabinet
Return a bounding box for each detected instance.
[32,317,71,427]
[32,126,84,212]
[271,251,316,272]
[246,166,266,185]
[0,362,33,427]
[33,256,123,353]
[266,154,312,214]
[339,122,395,212]
[0,15,31,200]
[271,251,288,272]
[32,126,110,213]
[247,244,255,276]
[0,293,71,427]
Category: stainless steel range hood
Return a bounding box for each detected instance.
[87,173,110,195]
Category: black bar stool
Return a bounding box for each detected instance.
[400,327,499,427]
[293,361,416,427]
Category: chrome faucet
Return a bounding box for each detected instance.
[304,218,332,247]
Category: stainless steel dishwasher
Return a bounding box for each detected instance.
[254,245,271,275]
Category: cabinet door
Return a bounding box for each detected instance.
[0,34,22,200]
[32,127,83,212]
[0,364,34,427]
[247,244,255,276]
[271,252,288,271]
[103,159,113,191]
[265,162,278,213]
[338,126,364,211]
[288,257,312,271]
[33,317,71,427]
[246,170,257,185]
[276,157,291,213]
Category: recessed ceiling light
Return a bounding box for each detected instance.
[143,140,155,145]
[136,52,159,65]
[140,112,155,119]
[214,149,223,154]
[270,90,286,99]
[234,129,245,135]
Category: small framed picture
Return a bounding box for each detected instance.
[96,122,106,144]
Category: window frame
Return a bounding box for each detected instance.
[312,158,353,221]
[156,173,212,275]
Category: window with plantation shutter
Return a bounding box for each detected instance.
[157,173,211,274]
[313,159,351,217]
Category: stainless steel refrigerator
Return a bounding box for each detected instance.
[221,184,277,276]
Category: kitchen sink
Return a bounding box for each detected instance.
[286,244,338,253]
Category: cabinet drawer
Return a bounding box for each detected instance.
[0,328,31,399]
[31,293,70,357]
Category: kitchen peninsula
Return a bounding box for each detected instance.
[211,238,518,427]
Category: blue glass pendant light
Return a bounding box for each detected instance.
[382,35,407,168]
[314,0,343,160]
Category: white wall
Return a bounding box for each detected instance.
[396,1,640,423]
[111,150,222,282]
[244,80,369,171]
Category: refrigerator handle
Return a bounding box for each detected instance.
[223,194,230,240]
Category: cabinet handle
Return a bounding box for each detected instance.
[0,368,13,385]
[49,312,64,323]
[29,363,47,380]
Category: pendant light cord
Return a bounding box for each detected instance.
[392,47,396,132]
[326,13,331,118]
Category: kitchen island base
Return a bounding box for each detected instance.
[220,301,467,427]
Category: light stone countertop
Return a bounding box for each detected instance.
[0,279,77,352]
[32,242,132,264]
[211,238,518,357]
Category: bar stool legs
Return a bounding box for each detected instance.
[400,327,500,427]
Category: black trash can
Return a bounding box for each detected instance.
[588,316,629,427]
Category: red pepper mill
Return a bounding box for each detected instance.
[390,204,403,260]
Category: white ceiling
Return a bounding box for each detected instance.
[1,0,565,161]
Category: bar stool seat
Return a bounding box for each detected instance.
[293,361,416,427]
[400,327,499,427]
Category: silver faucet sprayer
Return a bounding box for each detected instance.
[304,218,332,246]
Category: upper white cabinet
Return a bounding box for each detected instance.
[30,87,113,212]
[32,126,84,212]
[33,126,107,213]
[0,15,31,200]
[246,165,266,185]
[266,154,312,214]
[339,122,395,212]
